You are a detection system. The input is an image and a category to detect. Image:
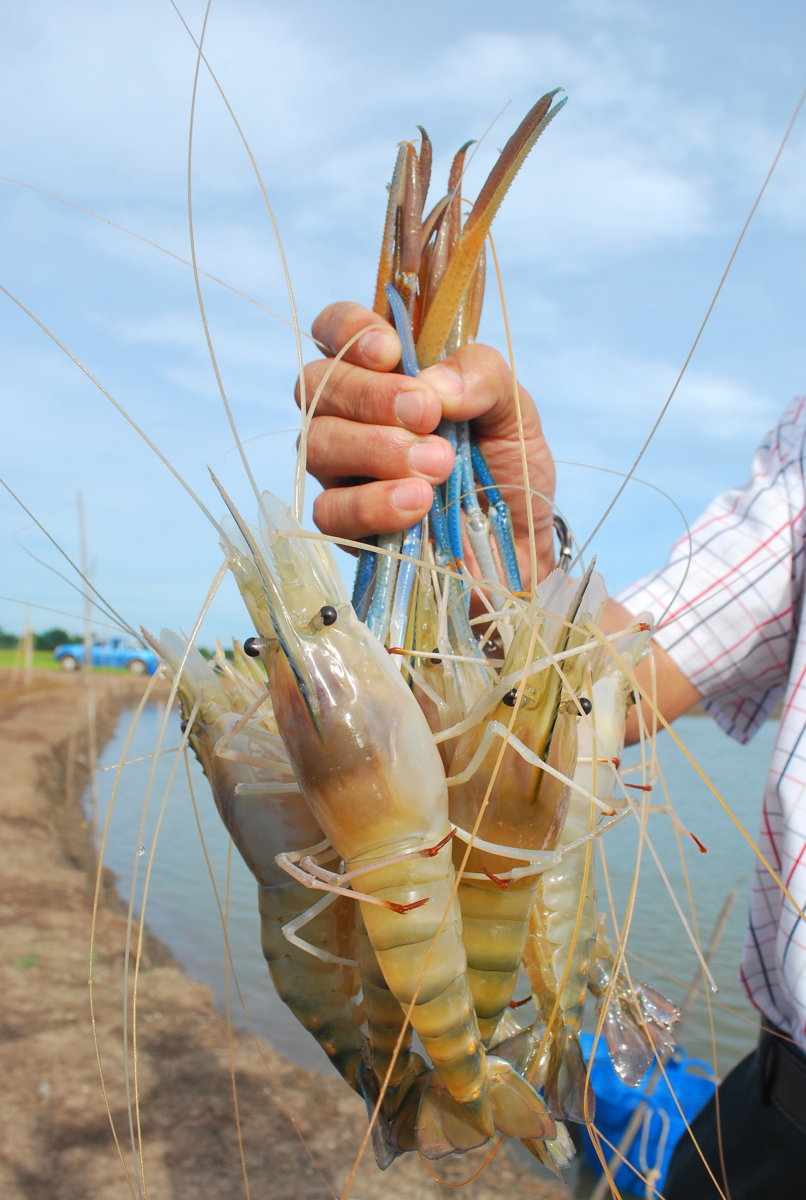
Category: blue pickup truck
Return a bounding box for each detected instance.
[53,637,160,675]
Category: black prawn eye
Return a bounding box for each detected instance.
[180,719,188,733]
[502,688,518,707]
[578,696,593,715]
[320,605,338,626]
[243,636,262,658]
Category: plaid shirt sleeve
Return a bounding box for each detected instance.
[616,397,806,745]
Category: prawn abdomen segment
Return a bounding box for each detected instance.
[459,880,539,1043]
[155,631,368,1092]
[258,884,365,1089]
[359,855,486,1105]
[355,906,415,1087]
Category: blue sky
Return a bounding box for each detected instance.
[2,0,806,646]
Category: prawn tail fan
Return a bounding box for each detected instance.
[358,1056,429,1170]
[543,1024,596,1123]
[600,982,681,1086]
[414,1057,555,1160]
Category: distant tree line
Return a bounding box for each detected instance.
[0,626,82,651]
[0,626,236,660]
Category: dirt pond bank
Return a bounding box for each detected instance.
[0,672,567,1200]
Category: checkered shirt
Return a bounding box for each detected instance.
[617,395,806,1047]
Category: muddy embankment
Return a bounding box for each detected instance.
[0,672,565,1200]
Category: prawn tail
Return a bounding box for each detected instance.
[491,1025,575,1170]
[358,1063,396,1171]
[490,1019,551,1087]
[601,998,653,1085]
[415,1070,494,1160]
[521,1119,576,1175]
[358,1054,429,1169]
[485,1054,556,1141]
[415,1046,555,1158]
[387,1057,430,1156]
[599,982,681,1086]
[543,1024,596,1124]
[637,981,682,1048]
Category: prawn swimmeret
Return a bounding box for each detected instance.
[145,89,684,1175]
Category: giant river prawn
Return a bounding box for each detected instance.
[144,91,682,1177]
[11,18,783,1195]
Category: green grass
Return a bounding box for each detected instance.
[13,949,38,971]
[0,649,62,670]
[0,648,133,673]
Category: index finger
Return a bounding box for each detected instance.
[312,302,402,373]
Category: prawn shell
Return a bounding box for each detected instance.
[263,618,449,864]
[256,573,489,1110]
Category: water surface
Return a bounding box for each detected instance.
[582,714,776,1074]
[92,704,777,1081]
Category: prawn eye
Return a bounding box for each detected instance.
[180,719,188,733]
[502,688,518,707]
[430,647,441,666]
[244,636,262,658]
[578,696,592,715]
[320,605,338,626]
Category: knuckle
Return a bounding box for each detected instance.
[312,490,336,535]
[465,341,509,381]
[314,484,359,537]
[365,423,410,466]
[299,359,327,402]
[355,371,387,425]
[313,301,374,356]
[353,485,380,533]
[311,302,348,350]
[303,416,331,468]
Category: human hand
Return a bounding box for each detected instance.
[296,301,558,588]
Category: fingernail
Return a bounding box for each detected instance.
[408,438,452,479]
[423,364,464,397]
[394,390,425,428]
[392,481,430,513]
[359,327,397,364]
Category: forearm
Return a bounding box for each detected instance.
[600,599,702,745]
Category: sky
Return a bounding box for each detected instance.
[2,0,806,647]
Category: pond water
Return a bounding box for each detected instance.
[91,703,776,1083]
[581,713,776,1075]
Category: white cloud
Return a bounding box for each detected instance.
[536,344,777,441]
[3,0,806,637]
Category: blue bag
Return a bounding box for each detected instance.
[578,1032,717,1197]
